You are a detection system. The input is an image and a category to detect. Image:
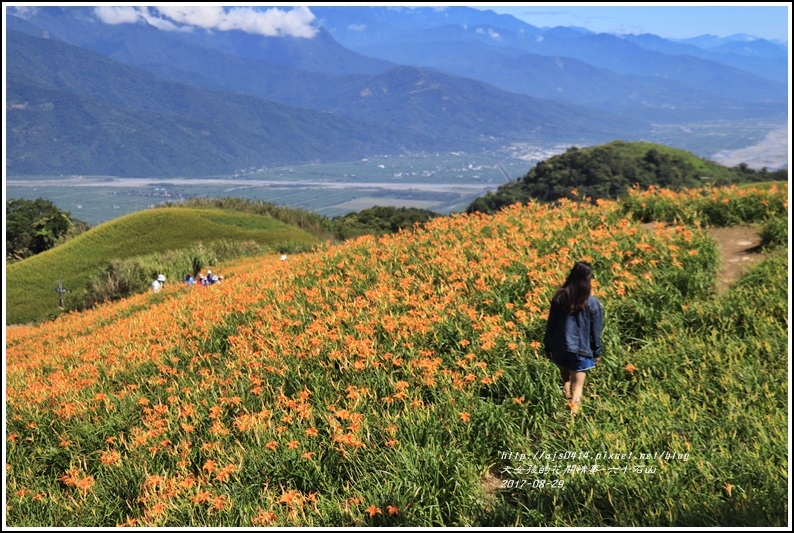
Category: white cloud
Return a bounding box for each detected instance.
[9,6,40,19]
[94,6,181,31]
[95,6,318,38]
[95,6,143,25]
[347,23,367,32]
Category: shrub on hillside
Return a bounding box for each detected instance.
[332,206,441,240]
[759,216,788,251]
[6,197,89,261]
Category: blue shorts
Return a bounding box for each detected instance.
[552,351,597,372]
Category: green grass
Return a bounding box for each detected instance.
[6,207,320,325]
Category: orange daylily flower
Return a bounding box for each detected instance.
[252,510,277,525]
[279,489,301,507]
[100,450,121,466]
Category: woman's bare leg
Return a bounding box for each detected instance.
[557,365,572,399]
[569,371,587,412]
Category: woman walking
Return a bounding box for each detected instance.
[544,261,604,414]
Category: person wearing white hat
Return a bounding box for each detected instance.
[152,274,166,293]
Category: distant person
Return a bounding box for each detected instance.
[544,261,604,415]
[205,269,220,284]
[152,274,166,293]
[281,254,288,261]
[184,274,195,285]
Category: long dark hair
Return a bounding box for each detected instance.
[552,261,593,313]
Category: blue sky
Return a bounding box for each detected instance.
[482,3,790,42]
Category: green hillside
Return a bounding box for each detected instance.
[6,207,320,325]
[467,140,787,213]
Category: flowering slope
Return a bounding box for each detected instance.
[6,185,788,527]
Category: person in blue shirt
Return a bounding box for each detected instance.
[544,261,604,414]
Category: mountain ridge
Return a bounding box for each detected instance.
[5,6,788,179]
[6,27,650,177]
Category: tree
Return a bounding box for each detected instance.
[331,206,441,240]
[6,198,83,261]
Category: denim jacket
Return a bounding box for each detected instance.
[544,295,604,358]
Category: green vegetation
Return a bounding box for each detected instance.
[6,184,788,526]
[6,198,89,261]
[467,141,788,214]
[759,216,788,250]
[618,183,789,227]
[327,206,441,240]
[170,197,442,241]
[81,240,272,310]
[5,207,320,325]
[168,197,339,242]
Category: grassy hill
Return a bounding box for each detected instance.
[5,183,788,526]
[467,140,787,213]
[5,207,320,325]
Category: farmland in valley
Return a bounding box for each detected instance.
[5,151,540,226]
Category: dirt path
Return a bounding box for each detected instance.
[643,223,766,293]
[708,226,766,293]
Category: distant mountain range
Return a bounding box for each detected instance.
[5,6,788,178]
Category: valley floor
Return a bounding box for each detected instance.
[709,124,789,170]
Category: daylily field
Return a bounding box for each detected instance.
[5,184,789,526]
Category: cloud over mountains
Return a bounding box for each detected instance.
[94,5,319,38]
